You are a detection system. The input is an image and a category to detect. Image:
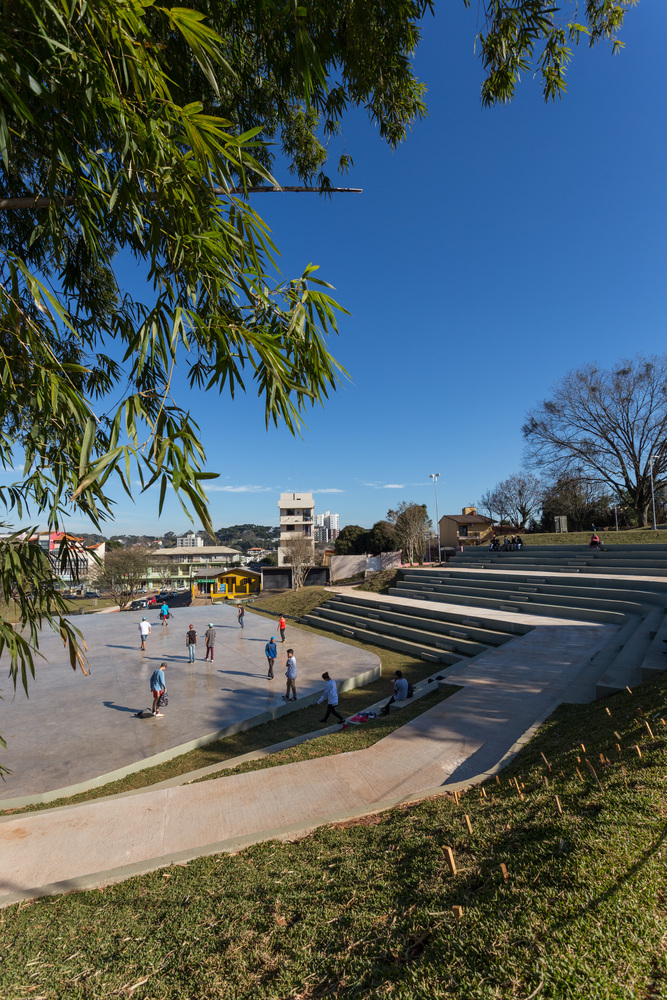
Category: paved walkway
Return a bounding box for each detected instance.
[0,614,614,907]
[0,604,379,803]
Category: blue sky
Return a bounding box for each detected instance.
[70,2,667,535]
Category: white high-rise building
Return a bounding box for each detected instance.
[314,510,339,544]
[177,531,204,548]
[278,492,315,565]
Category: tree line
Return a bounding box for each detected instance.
[482,355,667,531]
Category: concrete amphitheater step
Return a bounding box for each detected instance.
[307,605,491,658]
[327,593,532,638]
[388,585,627,625]
[594,608,664,698]
[302,613,464,665]
[394,579,652,619]
[402,570,667,602]
[313,601,516,652]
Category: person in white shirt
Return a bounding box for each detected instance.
[282,649,297,701]
[138,617,151,651]
[317,672,344,724]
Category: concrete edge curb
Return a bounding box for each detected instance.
[0,671,452,817]
[0,699,560,909]
[0,660,382,811]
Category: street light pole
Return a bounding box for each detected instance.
[429,473,440,563]
[650,455,659,531]
[614,503,619,532]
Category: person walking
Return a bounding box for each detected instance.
[160,602,169,626]
[282,648,297,701]
[265,636,277,679]
[138,617,151,651]
[317,672,344,724]
[149,662,167,717]
[237,604,245,629]
[204,623,216,661]
[186,623,197,662]
[278,615,286,642]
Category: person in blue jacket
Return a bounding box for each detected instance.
[149,662,167,717]
[265,636,277,679]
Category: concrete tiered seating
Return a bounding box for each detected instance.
[453,543,667,576]
[393,550,667,698]
[301,592,532,666]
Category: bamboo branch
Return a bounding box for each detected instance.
[0,186,363,211]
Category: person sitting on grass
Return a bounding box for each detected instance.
[381,670,409,716]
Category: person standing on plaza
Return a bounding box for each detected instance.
[160,601,169,626]
[278,615,286,642]
[149,662,167,717]
[204,623,216,661]
[186,623,197,662]
[237,604,245,629]
[265,636,277,679]
[138,617,151,651]
[282,648,297,701]
[318,672,344,724]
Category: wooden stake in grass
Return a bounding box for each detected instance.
[645,721,655,739]
[660,718,666,727]
[575,767,584,782]
[495,774,501,785]
[480,786,487,799]
[442,846,457,876]
[614,731,622,741]
[584,758,604,792]
[635,744,642,758]
[555,795,563,816]
[616,743,622,756]
[599,753,605,764]
[500,863,509,882]
[453,790,460,806]
[513,777,524,801]
[605,707,612,716]
[626,685,633,695]
[580,743,586,753]
[452,905,464,920]
[464,814,473,835]
[540,752,552,772]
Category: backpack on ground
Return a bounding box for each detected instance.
[407,682,414,699]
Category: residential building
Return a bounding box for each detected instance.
[438,507,495,549]
[176,530,204,548]
[146,545,243,590]
[314,510,339,544]
[278,491,314,566]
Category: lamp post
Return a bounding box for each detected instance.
[650,455,659,532]
[429,473,440,564]
[614,503,619,532]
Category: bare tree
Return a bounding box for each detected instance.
[541,475,612,532]
[387,502,430,565]
[481,473,543,528]
[94,547,150,609]
[524,355,667,527]
[281,536,315,590]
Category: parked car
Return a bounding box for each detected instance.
[84,591,100,599]
[130,598,149,610]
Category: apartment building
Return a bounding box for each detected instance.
[314,510,339,544]
[278,491,314,566]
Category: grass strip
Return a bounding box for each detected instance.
[4,667,667,996]
[192,684,459,783]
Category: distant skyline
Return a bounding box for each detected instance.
[24,3,667,538]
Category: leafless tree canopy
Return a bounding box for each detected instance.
[387,502,430,565]
[281,536,315,590]
[93,546,150,609]
[479,473,542,528]
[523,356,667,527]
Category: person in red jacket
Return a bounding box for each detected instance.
[278,615,286,642]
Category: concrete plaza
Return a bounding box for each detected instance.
[0,604,380,803]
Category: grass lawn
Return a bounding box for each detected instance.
[522,529,667,545]
[4,670,667,996]
[250,586,333,618]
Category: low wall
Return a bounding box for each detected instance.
[330,552,401,582]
